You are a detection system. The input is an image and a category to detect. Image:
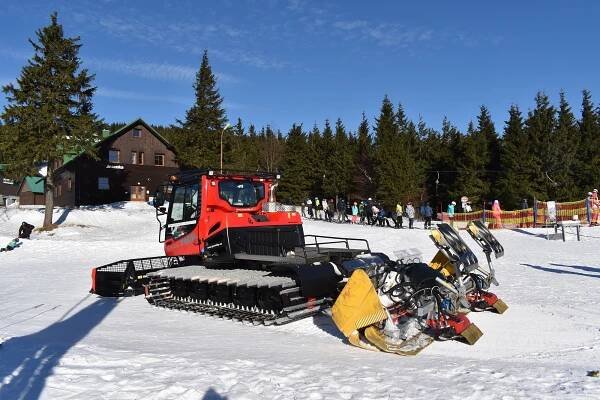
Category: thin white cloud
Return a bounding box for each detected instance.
[85,58,238,84]
[0,48,29,61]
[96,87,190,105]
[332,20,434,48]
[69,9,286,70]
[96,87,244,111]
[209,49,288,70]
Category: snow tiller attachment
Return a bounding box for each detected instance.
[429,223,507,314]
[331,254,483,355]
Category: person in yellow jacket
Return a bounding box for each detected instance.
[395,202,403,229]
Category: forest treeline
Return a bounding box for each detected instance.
[134,51,600,210]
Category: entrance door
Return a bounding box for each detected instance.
[130,186,146,201]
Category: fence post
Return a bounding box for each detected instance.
[533,198,537,228]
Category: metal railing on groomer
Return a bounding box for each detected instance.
[303,234,371,255]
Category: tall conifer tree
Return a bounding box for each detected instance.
[353,113,375,198]
[177,50,227,168]
[374,96,421,206]
[552,92,579,200]
[498,105,531,207]
[320,120,335,196]
[451,121,489,207]
[279,124,310,203]
[306,124,323,197]
[322,118,353,198]
[525,92,556,199]
[0,13,99,227]
[477,106,501,198]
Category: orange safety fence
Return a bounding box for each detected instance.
[437,198,588,229]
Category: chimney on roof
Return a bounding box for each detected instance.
[102,129,111,138]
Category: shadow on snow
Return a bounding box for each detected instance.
[520,263,600,279]
[0,296,119,400]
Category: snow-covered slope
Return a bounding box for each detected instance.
[1,204,599,399]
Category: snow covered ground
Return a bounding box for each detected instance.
[1,203,599,399]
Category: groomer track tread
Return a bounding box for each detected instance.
[145,265,330,325]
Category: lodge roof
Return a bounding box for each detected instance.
[59,117,175,170]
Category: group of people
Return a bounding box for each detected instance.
[301,197,434,230]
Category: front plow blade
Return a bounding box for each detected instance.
[331,269,387,338]
[348,331,380,352]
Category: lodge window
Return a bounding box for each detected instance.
[98,177,109,190]
[108,149,120,163]
[67,178,72,191]
[154,153,165,166]
[131,151,137,164]
[139,152,144,165]
[57,184,62,197]
[132,128,142,138]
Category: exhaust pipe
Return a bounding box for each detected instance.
[269,182,279,203]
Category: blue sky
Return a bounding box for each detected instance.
[1,1,599,134]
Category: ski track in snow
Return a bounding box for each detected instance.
[0,203,599,399]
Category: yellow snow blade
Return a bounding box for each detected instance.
[332,269,387,338]
[492,299,508,314]
[363,326,434,356]
[429,250,454,277]
[348,330,380,352]
[460,323,483,345]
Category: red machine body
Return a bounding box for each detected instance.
[160,172,301,258]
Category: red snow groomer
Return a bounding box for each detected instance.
[90,170,506,355]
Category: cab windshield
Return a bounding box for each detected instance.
[219,180,265,207]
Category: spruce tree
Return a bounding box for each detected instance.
[373,96,421,207]
[306,124,323,197]
[177,50,227,168]
[451,121,489,207]
[552,92,579,200]
[322,118,353,198]
[524,92,556,199]
[320,120,335,196]
[278,124,310,203]
[353,113,375,198]
[497,105,532,208]
[0,13,99,227]
[477,106,501,198]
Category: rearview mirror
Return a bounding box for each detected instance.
[153,189,165,208]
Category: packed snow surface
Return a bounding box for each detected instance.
[1,203,599,399]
